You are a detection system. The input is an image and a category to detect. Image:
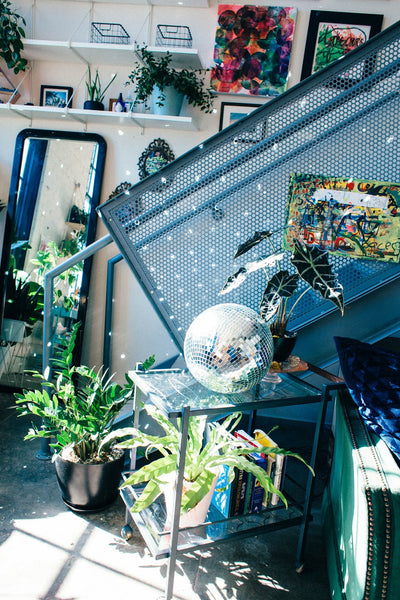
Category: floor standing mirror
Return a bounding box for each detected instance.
[0,129,106,389]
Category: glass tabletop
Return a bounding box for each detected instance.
[130,368,322,417]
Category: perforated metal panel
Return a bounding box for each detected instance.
[99,21,400,352]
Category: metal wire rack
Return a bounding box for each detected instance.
[155,25,192,48]
[90,22,130,45]
[99,21,400,352]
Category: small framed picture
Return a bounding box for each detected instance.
[219,102,262,131]
[40,85,73,108]
[301,11,383,81]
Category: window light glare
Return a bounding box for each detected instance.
[118,129,124,136]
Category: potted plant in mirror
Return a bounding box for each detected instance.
[127,45,215,116]
[0,0,27,73]
[14,323,139,512]
[84,66,117,111]
[103,406,311,528]
[3,266,44,337]
[220,228,344,363]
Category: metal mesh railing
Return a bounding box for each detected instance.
[99,21,400,351]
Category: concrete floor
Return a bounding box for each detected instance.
[0,390,331,600]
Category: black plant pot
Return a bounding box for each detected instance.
[83,100,104,111]
[272,332,297,363]
[54,453,125,512]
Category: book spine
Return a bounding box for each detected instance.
[270,456,287,506]
[248,453,268,513]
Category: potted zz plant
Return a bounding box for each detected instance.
[220,228,344,362]
[84,66,117,111]
[127,45,215,116]
[103,406,310,528]
[14,323,136,512]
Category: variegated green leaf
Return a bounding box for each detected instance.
[220,267,247,295]
[234,231,272,259]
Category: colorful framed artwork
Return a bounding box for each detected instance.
[219,101,262,130]
[138,138,175,180]
[211,5,297,97]
[283,173,400,263]
[40,85,73,108]
[300,11,383,81]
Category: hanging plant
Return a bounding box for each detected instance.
[0,0,27,73]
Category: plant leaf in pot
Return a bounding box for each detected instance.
[14,323,138,511]
[0,0,27,73]
[127,45,215,115]
[84,66,117,111]
[220,227,344,363]
[103,407,312,526]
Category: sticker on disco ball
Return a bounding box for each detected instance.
[184,303,274,393]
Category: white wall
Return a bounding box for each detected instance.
[1,0,399,378]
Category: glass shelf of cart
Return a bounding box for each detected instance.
[120,476,304,560]
[129,368,322,418]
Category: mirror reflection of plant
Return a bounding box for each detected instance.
[220,227,344,337]
[30,241,82,311]
[4,267,44,334]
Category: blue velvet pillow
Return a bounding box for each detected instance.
[334,336,400,460]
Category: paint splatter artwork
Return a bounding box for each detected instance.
[283,173,400,263]
[210,5,297,96]
[312,22,371,73]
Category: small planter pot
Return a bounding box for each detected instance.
[54,452,125,512]
[152,85,184,116]
[272,331,297,363]
[164,473,218,529]
[83,100,104,111]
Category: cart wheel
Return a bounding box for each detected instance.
[121,525,133,540]
[295,562,304,574]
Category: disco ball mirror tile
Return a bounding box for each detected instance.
[184,303,274,393]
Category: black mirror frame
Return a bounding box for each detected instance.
[0,128,107,371]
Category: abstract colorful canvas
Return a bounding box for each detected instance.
[283,173,400,263]
[210,5,297,96]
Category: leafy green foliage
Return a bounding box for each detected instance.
[221,226,344,337]
[127,46,215,113]
[0,0,27,73]
[4,269,44,333]
[85,66,117,103]
[103,407,311,515]
[14,323,137,462]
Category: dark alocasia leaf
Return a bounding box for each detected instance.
[220,267,247,294]
[291,240,344,313]
[234,231,272,259]
[259,270,299,321]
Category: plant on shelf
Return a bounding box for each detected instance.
[84,66,117,110]
[14,323,139,511]
[0,0,27,73]
[220,227,344,361]
[127,45,215,114]
[103,406,311,524]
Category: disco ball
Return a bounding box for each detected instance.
[184,303,274,393]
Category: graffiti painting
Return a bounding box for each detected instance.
[210,5,297,97]
[283,173,400,263]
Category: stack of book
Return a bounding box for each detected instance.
[211,428,287,518]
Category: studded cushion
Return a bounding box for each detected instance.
[334,336,400,460]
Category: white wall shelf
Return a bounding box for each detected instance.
[0,103,198,130]
[22,40,204,69]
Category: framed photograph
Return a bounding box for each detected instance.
[40,85,73,108]
[211,5,297,97]
[301,11,383,81]
[283,173,400,264]
[219,102,262,131]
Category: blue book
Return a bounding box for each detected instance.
[248,453,268,513]
[211,464,233,518]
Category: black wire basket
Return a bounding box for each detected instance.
[155,24,192,48]
[90,22,130,45]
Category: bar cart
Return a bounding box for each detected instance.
[120,366,343,600]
